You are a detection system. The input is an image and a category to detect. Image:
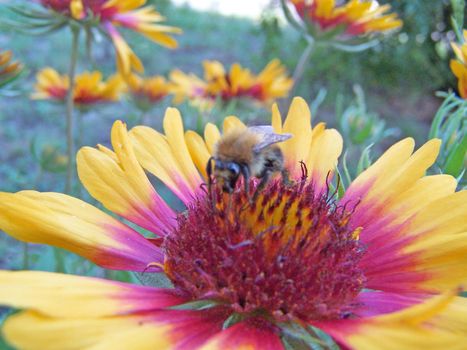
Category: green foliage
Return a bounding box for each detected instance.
[450,0,465,40]
[30,138,68,174]
[336,85,398,146]
[429,92,467,185]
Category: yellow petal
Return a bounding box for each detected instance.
[320,291,467,350]
[281,97,313,175]
[222,116,246,133]
[0,191,163,271]
[129,125,197,203]
[163,108,203,190]
[306,128,343,190]
[344,137,415,201]
[204,123,221,154]
[407,190,467,241]
[271,102,283,133]
[185,130,211,180]
[0,271,184,318]
[2,311,172,350]
[77,121,176,235]
[386,174,457,225]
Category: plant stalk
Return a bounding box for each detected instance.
[65,25,80,194]
[22,242,29,270]
[285,40,314,107]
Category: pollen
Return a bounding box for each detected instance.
[164,179,366,322]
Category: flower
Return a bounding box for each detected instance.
[32,67,124,106]
[450,30,467,99]
[125,73,171,110]
[0,50,23,88]
[37,0,181,76]
[0,97,466,349]
[169,68,210,110]
[170,59,293,109]
[290,0,402,37]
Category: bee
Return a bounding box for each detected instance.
[206,126,292,200]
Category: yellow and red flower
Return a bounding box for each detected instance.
[290,0,402,36]
[0,50,23,88]
[450,30,467,99]
[32,67,124,106]
[40,0,181,76]
[126,72,171,107]
[0,97,466,349]
[170,59,293,109]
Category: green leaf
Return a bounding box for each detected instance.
[445,134,467,177]
[450,0,465,41]
[356,144,374,175]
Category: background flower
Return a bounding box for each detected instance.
[169,59,293,109]
[126,73,171,106]
[0,50,23,89]
[32,68,124,106]
[290,0,402,37]
[450,30,467,99]
[30,0,181,76]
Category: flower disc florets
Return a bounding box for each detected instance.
[164,178,366,322]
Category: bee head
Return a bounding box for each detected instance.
[214,160,241,193]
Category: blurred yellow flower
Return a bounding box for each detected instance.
[450,30,467,99]
[0,50,23,88]
[39,0,181,76]
[169,59,293,109]
[126,73,171,104]
[32,68,124,106]
[291,0,402,36]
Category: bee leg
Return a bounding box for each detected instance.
[206,157,215,208]
[240,164,251,199]
[281,168,292,186]
[252,170,272,203]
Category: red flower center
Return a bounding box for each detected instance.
[164,178,366,322]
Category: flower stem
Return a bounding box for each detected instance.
[65,25,80,194]
[22,242,29,270]
[290,40,314,99]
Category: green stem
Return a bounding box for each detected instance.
[22,242,29,270]
[285,40,314,107]
[54,247,66,273]
[34,166,43,190]
[140,110,147,125]
[65,25,80,194]
[76,109,84,198]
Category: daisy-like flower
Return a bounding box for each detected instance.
[290,0,402,37]
[32,68,124,106]
[450,30,467,99]
[126,73,171,110]
[170,59,293,109]
[0,97,466,349]
[169,68,210,110]
[0,50,23,88]
[37,0,181,76]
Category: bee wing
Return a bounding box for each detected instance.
[248,126,292,152]
[248,125,275,134]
